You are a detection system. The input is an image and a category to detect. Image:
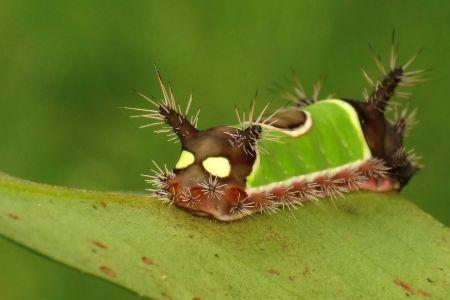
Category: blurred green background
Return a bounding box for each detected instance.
[1,1,449,299]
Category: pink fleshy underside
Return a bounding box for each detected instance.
[161,158,396,220]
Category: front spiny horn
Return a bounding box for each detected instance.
[123,66,199,143]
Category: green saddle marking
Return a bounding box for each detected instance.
[247,99,371,188]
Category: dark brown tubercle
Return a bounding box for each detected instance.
[345,40,424,189]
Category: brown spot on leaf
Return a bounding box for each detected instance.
[100,266,116,278]
[268,269,280,275]
[288,275,296,281]
[192,297,203,300]
[161,293,172,300]
[92,240,108,249]
[302,266,311,276]
[100,201,107,208]
[339,204,358,215]
[142,256,155,265]
[394,279,414,294]
[6,213,19,220]
[393,279,431,297]
[418,290,432,297]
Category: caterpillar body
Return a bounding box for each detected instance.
[127,42,423,221]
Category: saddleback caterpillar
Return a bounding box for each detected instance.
[126,39,424,221]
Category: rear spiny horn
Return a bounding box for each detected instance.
[123,66,199,143]
[365,32,427,113]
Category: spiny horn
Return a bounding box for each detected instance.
[123,66,199,143]
[154,66,199,143]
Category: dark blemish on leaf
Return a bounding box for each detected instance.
[100,201,107,208]
[302,266,311,276]
[268,269,280,275]
[92,241,108,249]
[393,279,414,294]
[6,213,19,220]
[100,266,116,278]
[189,234,194,238]
[214,253,219,258]
[192,297,202,300]
[393,279,431,297]
[91,248,97,253]
[142,256,155,265]
[288,275,296,281]
[92,205,98,210]
[339,204,358,215]
[161,292,172,300]
[426,278,434,283]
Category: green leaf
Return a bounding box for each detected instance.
[0,171,449,299]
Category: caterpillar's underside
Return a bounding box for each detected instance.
[127,37,424,221]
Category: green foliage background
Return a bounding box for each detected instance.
[0,1,449,299]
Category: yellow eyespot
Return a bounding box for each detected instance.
[175,150,195,169]
[202,156,231,178]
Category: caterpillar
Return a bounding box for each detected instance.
[126,40,424,221]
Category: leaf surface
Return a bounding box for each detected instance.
[0,172,449,299]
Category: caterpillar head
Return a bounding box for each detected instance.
[167,122,261,220]
[132,69,262,221]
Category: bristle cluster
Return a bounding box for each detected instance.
[228,96,285,156]
[276,73,325,107]
[142,161,176,204]
[225,126,262,156]
[389,147,423,171]
[229,194,255,217]
[198,175,227,199]
[179,189,201,208]
[391,107,418,137]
